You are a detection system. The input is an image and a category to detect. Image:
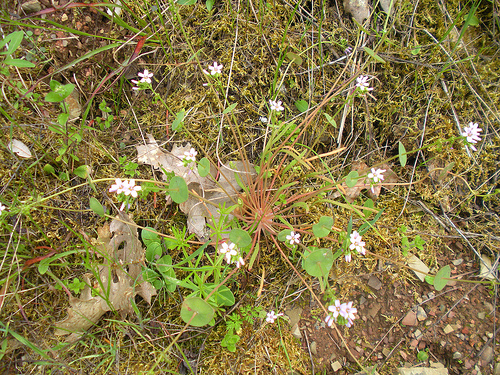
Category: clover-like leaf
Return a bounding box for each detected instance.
[181,297,214,327]
[302,248,334,277]
[312,216,333,238]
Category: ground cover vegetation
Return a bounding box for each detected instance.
[0,0,499,373]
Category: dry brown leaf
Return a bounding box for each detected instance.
[55,213,155,342]
[344,0,370,24]
[136,135,255,240]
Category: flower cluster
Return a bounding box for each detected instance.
[219,241,245,268]
[367,167,385,193]
[266,310,283,323]
[203,61,223,76]
[355,75,373,94]
[109,178,142,198]
[461,122,482,151]
[269,99,284,112]
[286,231,300,246]
[325,300,357,328]
[343,230,366,262]
[132,69,154,90]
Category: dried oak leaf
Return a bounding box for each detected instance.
[55,213,155,342]
[136,135,255,240]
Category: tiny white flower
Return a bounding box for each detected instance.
[344,301,357,321]
[266,310,283,323]
[235,257,245,268]
[219,241,235,255]
[325,314,335,327]
[269,99,284,112]
[462,122,482,151]
[109,178,126,194]
[123,179,142,198]
[205,61,223,75]
[327,300,346,319]
[259,116,268,123]
[349,231,366,255]
[285,231,300,245]
[0,203,7,214]
[344,252,352,262]
[182,148,198,163]
[138,69,153,84]
[367,168,386,193]
[355,75,374,93]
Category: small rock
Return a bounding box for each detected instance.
[427,292,436,300]
[453,352,462,359]
[291,323,301,340]
[452,259,463,266]
[407,254,430,282]
[484,302,494,313]
[418,341,426,350]
[430,362,445,368]
[494,362,500,375]
[331,361,342,372]
[480,346,494,364]
[478,312,486,320]
[61,13,68,22]
[368,275,382,290]
[417,306,427,321]
[410,339,419,348]
[359,296,367,305]
[285,306,303,328]
[402,310,418,326]
[443,324,454,334]
[21,0,41,13]
[414,329,422,340]
[368,302,381,318]
[310,341,317,356]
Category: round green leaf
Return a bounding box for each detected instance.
[206,284,235,307]
[197,157,210,177]
[89,197,104,217]
[433,265,451,291]
[145,242,162,262]
[312,216,333,238]
[169,176,188,204]
[294,99,308,113]
[363,199,374,217]
[302,248,334,277]
[73,165,89,179]
[345,171,359,188]
[142,227,160,245]
[278,229,292,242]
[181,297,214,327]
[229,228,251,248]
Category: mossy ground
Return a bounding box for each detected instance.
[0,0,499,374]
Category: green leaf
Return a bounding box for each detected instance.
[438,162,455,181]
[229,228,251,248]
[197,157,210,177]
[345,170,360,188]
[45,81,75,103]
[43,164,55,174]
[363,47,385,63]
[398,141,407,167]
[180,297,214,327]
[411,46,421,55]
[177,0,197,4]
[312,216,333,238]
[89,197,104,217]
[223,103,237,114]
[3,58,35,68]
[0,31,24,55]
[363,199,374,217]
[206,284,235,307]
[169,176,188,203]
[146,242,163,262]
[323,112,337,128]
[278,229,292,242]
[302,248,334,277]
[73,165,89,179]
[294,100,308,113]
[286,51,302,65]
[172,109,186,132]
[142,227,160,245]
[433,265,451,291]
[206,0,214,10]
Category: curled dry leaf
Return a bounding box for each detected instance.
[7,139,32,158]
[344,0,370,24]
[55,213,155,342]
[136,135,255,241]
